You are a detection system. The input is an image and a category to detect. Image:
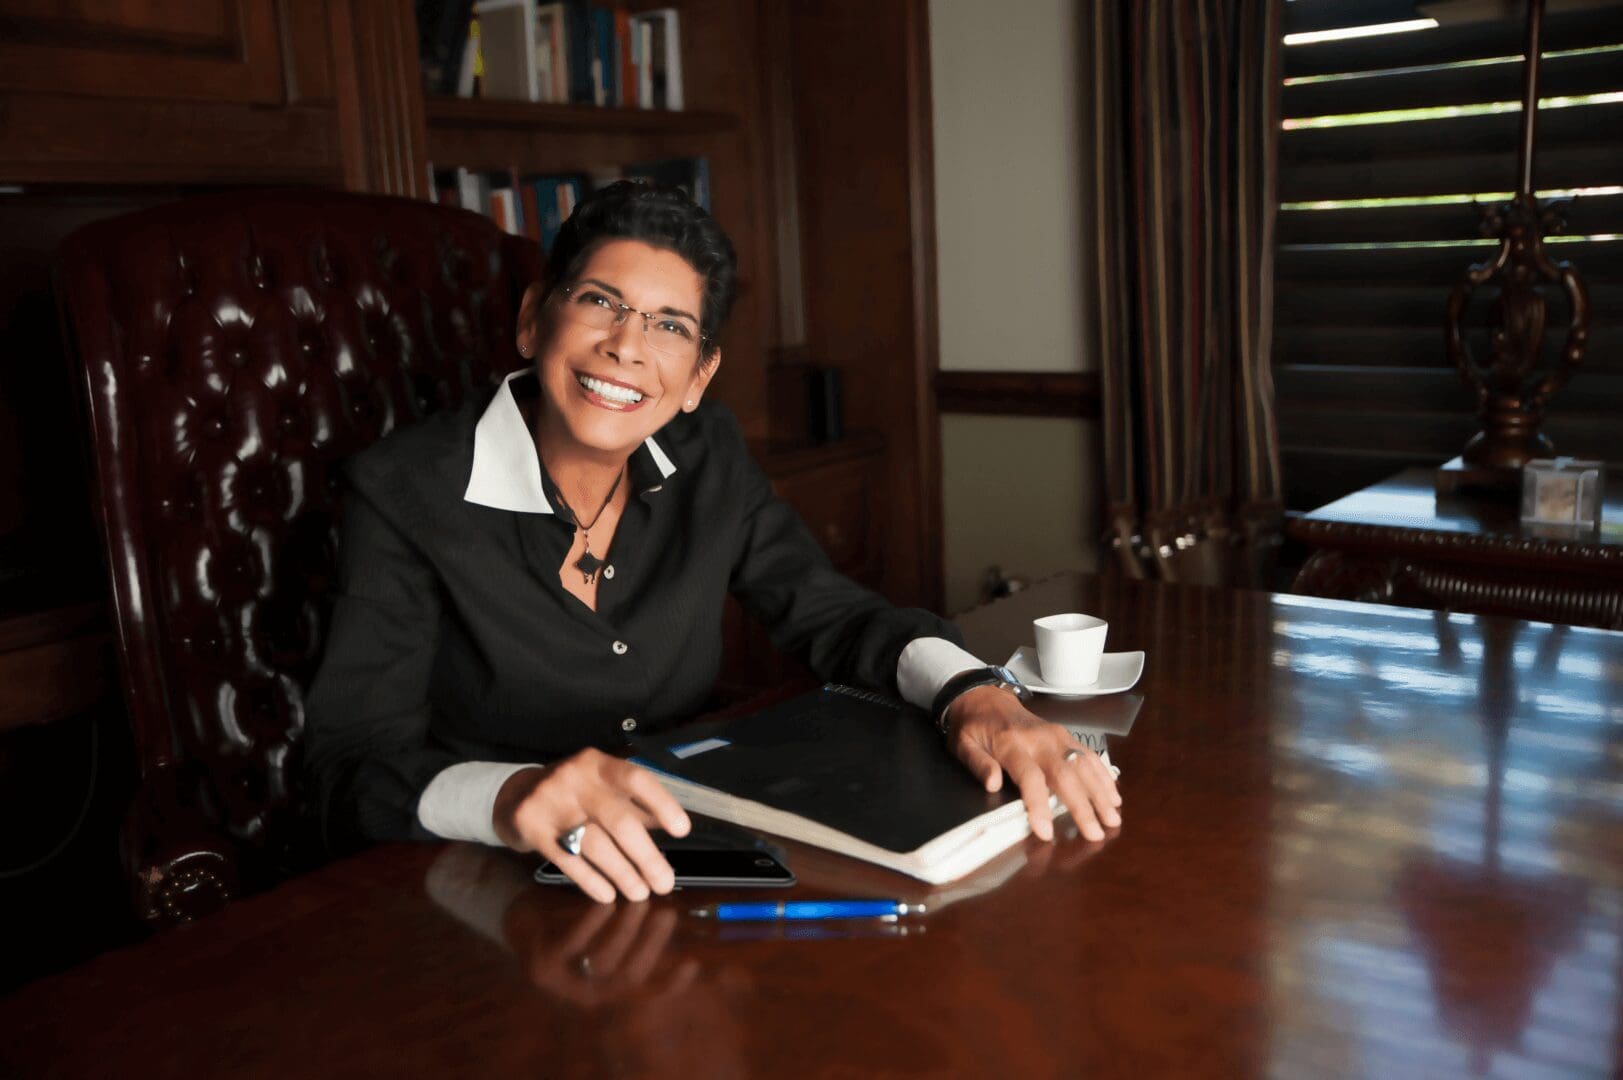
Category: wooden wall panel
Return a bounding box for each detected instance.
[0,1,284,103]
[0,2,350,188]
[331,0,429,197]
[788,0,940,611]
[0,96,341,186]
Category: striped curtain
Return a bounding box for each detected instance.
[1087,0,1285,586]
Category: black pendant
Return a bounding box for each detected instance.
[575,549,604,584]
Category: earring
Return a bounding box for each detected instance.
[519,345,530,357]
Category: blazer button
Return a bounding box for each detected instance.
[612,640,628,655]
[603,564,615,580]
[621,717,638,732]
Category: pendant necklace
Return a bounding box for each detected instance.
[554,466,625,585]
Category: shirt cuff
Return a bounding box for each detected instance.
[896,636,986,712]
[417,761,539,845]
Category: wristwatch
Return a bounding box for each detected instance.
[930,665,1033,736]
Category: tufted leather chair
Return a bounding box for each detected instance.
[57,188,541,926]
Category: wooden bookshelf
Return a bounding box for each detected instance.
[423,96,739,134]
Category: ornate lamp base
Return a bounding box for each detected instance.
[1436,456,1520,498]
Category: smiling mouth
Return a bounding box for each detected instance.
[576,373,646,408]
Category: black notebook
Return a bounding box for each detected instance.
[631,685,1052,883]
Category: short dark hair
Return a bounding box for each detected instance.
[541,180,737,360]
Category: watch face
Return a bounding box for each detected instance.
[990,665,1031,698]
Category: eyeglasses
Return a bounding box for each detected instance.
[554,284,705,361]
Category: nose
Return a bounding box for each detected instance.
[601,309,647,363]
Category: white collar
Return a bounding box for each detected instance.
[464,369,677,513]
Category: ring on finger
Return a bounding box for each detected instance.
[558,823,588,857]
[1064,749,1082,764]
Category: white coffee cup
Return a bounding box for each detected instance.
[1033,613,1108,687]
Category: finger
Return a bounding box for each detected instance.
[589,895,650,977]
[1063,747,1121,826]
[1053,760,1105,842]
[1082,749,1123,806]
[1005,755,1056,841]
[552,854,616,904]
[1076,754,1123,828]
[599,811,677,895]
[957,739,1004,793]
[541,822,620,905]
[622,766,692,837]
[578,824,651,902]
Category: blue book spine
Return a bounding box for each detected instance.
[531,177,563,251]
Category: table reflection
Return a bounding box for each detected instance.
[1262,599,1622,1074]
[426,845,751,1075]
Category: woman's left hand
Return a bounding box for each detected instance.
[944,686,1122,843]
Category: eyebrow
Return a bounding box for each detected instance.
[578,277,699,325]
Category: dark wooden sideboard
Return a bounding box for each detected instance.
[1288,468,1623,629]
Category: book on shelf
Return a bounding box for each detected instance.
[487,170,526,236]
[560,0,593,104]
[588,6,615,106]
[534,2,566,102]
[430,166,485,214]
[430,1,681,109]
[520,173,588,250]
[623,156,710,211]
[630,684,1061,885]
[634,8,682,110]
[616,8,636,107]
[430,159,707,249]
[473,0,540,101]
[418,0,478,96]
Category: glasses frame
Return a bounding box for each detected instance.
[554,283,708,360]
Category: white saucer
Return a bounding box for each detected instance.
[1005,647,1145,697]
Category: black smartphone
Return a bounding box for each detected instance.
[534,848,796,888]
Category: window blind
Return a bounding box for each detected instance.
[1274,0,1623,510]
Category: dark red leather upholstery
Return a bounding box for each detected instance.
[57,189,541,923]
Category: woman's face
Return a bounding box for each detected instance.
[518,238,719,462]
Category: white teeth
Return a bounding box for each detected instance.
[578,374,644,404]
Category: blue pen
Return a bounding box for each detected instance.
[690,899,927,921]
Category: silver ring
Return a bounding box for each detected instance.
[1064,749,1082,763]
[576,955,595,978]
[558,823,587,857]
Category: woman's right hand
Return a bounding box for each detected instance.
[492,749,692,903]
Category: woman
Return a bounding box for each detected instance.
[305,181,1120,903]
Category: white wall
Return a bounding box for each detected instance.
[930,0,1090,374]
[930,0,1099,614]
[939,414,1101,615]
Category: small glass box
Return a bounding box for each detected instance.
[1520,457,1604,526]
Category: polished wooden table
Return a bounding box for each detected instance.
[1288,467,1623,630]
[3,574,1619,1077]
